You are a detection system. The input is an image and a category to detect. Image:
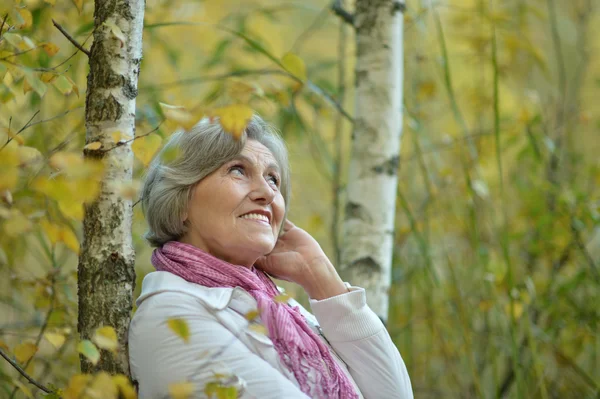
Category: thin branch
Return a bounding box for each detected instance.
[0,13,8,40]
[0,348,53,394]
[1,107,83,152]
[9,275,56,399]
[331,0,354,26]
[18,110,41,134]
[139,69,285,91]
[290,3,331,53]
[332,0,348,268]
[103,119,165,153]
[50,33,93,71]
[0,46,41,61]
[52,19,90,57]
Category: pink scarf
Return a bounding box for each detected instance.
[151,241,358,399]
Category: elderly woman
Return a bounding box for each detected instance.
[128,115,413,398]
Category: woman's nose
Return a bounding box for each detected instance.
[248,177,275,204]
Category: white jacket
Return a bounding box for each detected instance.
[128,271,413,398]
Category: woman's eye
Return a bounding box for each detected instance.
[229,165,245,176]
[267,174,280,186]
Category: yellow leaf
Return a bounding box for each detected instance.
[3,210,33,238]
[58,200,84,221]
[61,227,79,253]
[41,42,60,57]
[281,52,307,82]
[248,324,267,336]
[211,104,254,140]
[169,381,194,399]
[159,102,198,131]
[14,342,37,364]
[273,293,290,303]
[167,318,190,343]
[40,72,57,83]
[88,372,118,399]
[226,78,263,102]
[44,332,66,349]
[0,339,9,351]
[111,130,130,143]
[113,375,137,399]
[245,310,259,321]
[23,78,33,94]
[65,75,79,97]
[18,146,42,166]
[132,134,162,166]
[93,326,118,352]
[205,382,237,399]
[74,0,84,13]
[103,20,125,43]
[64,374,93,399]
[77,340,100,365]
[84,141,102,150]
[17,9,33,29]
[504,301,524,320]
[44,0,56,5]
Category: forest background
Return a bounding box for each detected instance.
[0,0,599,398]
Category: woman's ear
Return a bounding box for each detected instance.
[181,211,188,224]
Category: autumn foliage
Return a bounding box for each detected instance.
[1,0,599,398]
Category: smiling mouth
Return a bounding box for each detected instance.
[239,213,270,224]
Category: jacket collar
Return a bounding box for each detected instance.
[136,271,256,313]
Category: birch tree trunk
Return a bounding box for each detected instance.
[341,0,404,321]
[78,0,145,374]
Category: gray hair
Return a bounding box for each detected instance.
[141,114,291,247]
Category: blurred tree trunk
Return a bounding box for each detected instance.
[77,0,145,374]
[341,0,404,321]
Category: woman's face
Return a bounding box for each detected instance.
[180,140,285,266]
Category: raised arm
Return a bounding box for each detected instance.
[257,220,413,398]
[310,286,413,399]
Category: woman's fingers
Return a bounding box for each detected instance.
[282,219,295,232]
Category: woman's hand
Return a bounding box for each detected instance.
[256,220,348,300]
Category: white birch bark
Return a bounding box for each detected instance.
[78,0,144,374]
[341,0,404,321]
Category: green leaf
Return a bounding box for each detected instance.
[53,75,73,95]
[23,71,47,97]
[77,339,100,365]
[3,33,24,49]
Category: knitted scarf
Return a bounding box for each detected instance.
[151,241,358,399]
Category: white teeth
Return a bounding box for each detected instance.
[240,213,269,222]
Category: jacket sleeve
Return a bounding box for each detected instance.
[129,292,309,399]
[309,286,414,399]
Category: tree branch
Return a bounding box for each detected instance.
[331,0,354,26]
[0,348,53,394]
[52,19,90,57]
[0,13,9,41]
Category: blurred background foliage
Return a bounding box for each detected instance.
[0,0,599,397]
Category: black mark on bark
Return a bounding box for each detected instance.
[346,202,372,223]
[372,155,399,176]
[349,256,381,276]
